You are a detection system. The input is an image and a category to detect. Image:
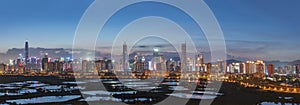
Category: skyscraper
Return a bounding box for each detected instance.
[122,42,129,70]
[256,60,266,74]
[206,63,212,74]
[217,60,225,73]
[240,62,246,74]
[42,53,49,72]
[246,61,255,74]
[267,64,275,76]
[181,42,187,71]
[295,64,299,75]
[195,54,204,71]
[25,40,29,64]
[153,48,159,57]
[152,49,160,71]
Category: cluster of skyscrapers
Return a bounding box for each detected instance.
[0,41,113,74]
[0,40,299,78]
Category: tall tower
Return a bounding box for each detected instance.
[267,64,275,76]
[256,60,265,75]
[25,40,29,64]
[42,53,49,72]
[152,48,160,71]
[153,48,159,57]
[199,55,204,66]
[195,54,204,71]
[122,42,128,70]
[181,42,187,71]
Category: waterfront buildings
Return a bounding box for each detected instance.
[181,42,187,71]
[268,64,275,76]
[122,42,129,71]
[1,40,300,79]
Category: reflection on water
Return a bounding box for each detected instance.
[257,97,297,105]
[124,84,149,88]
[27,83,48,88]
[79,78,224,105]
[1,77,300,105]
[279,96,293,100]
[79,96,122,102]
[102,81,121,84]
[0,80,82,97]
[123,98,153,103]
[19,88,37,94]
[82,90,137,95]
[63,81,87,84]
[192,91,224,96]
[135,86,161,90]
[3,87,21,90]
[123,81,152,85]
[0,92,21,96]
[167,93,217,100]
[161,82,179,85]
[169,86,189,91]
[260,102,293,105]
[0,78,225,104]
[6,95,81,104]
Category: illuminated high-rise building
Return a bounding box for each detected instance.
[187,57,192,71]
[181,42,187,71]
[267,64,275,76]
[152,49,160,71]
[157,55,166,70]
[217,60,226,73]
[122,42,129,70]
[153,48,159,57]
[206,63,212,74]
[227,64,234,73]
[25,40,29,64]
[42,53,49,71]
[232,63,240,73]
[240,62,246,74]
[285,65,293,75]
[166,60,175,72]
[278,66,283,74]
[0,63,6,73]
[246,61,255,74]
[295,64,300,75]
[199,55,204,65]
[195,54,204,71]
[256,60,265,74]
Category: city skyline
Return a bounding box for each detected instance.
[1,40,300,63]
[0,39,298,80]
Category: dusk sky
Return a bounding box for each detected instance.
[0,0,300,61]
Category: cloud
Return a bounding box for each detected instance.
[225,40,300,61]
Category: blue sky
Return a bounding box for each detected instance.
[0,0,300,61]
[207,0,300,61]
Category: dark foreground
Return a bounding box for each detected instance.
[0,75,299,105]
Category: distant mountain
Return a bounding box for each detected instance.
[289,60,300,65]
[226,55,249,62]
[265,60,289,68]
[0,48,70,63]
[226,59,242,64]
[128,51,248,64]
